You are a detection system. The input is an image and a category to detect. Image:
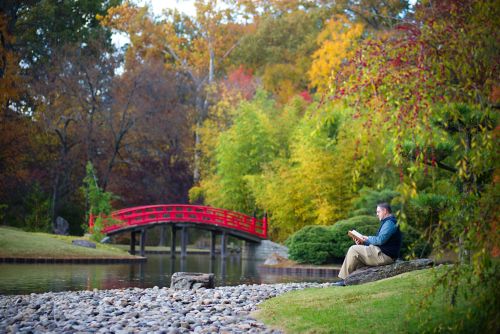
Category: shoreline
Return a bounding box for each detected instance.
[0,282,336,333]
[0,257,147,264]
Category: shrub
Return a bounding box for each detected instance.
[400,225,432,259]
[328,215,379,258]
[285,225,335,264]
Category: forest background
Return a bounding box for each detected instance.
[1,0,498,329]
[1,0,498,281]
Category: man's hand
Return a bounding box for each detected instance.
[354,235,368,245]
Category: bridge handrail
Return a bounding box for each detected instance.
[90,204,267,239]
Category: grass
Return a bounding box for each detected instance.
[254,267,485,333]
[0,226,138,259]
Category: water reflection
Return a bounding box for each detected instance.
[0,254,337,295]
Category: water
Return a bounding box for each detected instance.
[0,254,337,295]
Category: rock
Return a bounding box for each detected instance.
[170,272,215,290]
[53,216,69,235]
[100,236,111,244]
[344,258,434,285]
[263,253,288,266]
[71,239,96,249]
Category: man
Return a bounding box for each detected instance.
[334,202,402,286]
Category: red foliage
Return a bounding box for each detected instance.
[298,90,312,103]
[224,65,256,100]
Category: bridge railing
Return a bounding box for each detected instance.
[89,205,267,239]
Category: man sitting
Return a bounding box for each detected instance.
[334,202,402,286]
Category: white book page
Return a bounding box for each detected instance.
[350,229,364,239]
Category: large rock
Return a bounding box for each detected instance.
[72,239,96,249]
[53,216,69,235]
[170,272,215,290]
[263,253,288,266]
[345,258,433,285]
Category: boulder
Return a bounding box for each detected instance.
[264,253,288,266]
[53,216,69,235]
[72,239,96,249]
[170,272,215,290]
[345,258,433,285]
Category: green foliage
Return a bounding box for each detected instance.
[400,225,432,260]
[328,215,379,258]
[285,225,336,265]
[200,91,276,214]
[14,0,120,69]
[81,161,116,242]
[349,188,400,217]
[24,183,51,233]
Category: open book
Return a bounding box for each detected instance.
[348,229,365,242]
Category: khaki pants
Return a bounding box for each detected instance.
[338,245,394,279]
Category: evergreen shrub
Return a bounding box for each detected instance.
[285,225,335,264]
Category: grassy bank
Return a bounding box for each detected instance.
[255,267,487,333]
[0,227,138,259]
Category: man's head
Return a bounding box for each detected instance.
[376,203,392,221]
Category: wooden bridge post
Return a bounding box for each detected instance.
[220,231,227,258]
[130,231,137,255]
[210,231,216,259]
[140,229,146,257]
[181,226,188,258]
[170,225,176,258]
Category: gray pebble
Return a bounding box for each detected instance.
[0,282,335,333]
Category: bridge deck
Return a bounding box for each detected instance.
[89,205,267,241]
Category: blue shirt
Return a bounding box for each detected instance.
[364,215,398,246]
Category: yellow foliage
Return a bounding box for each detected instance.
[262,63,303,104]
[309,15,364,93]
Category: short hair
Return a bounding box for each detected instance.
[377,202,392,213]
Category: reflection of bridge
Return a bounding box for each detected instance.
[89,205,267,257]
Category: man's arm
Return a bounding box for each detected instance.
[364,221,397,246]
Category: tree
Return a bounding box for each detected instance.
[326,0,499,330]
[231,3,334,102]
[309,15,363,93]
[193,91,276,213]
[100,0,247,184]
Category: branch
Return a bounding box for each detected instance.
[423,159,457,173]
[162,44,198,84]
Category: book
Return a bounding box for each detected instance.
[348,229,364,241]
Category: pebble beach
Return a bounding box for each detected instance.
[0,282,335,333]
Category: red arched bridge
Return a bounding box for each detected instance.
[89,204,267,257]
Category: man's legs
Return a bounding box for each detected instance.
[338,245,394,279]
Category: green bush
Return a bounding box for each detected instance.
[328,215,379,258]
[285,214,429,265]
[285,225,335,264]
[400,225,432,259]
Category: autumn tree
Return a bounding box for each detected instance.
[308,15,364,93]
[324,0,498,330]
[100,0,247,184]
[106,60,194,206]
[231,2,335,103]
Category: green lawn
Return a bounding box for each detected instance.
[255,267,485,333]
[0,227,138,259]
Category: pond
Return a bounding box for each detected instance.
[0,254,338,295]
